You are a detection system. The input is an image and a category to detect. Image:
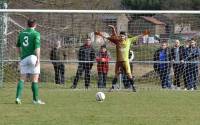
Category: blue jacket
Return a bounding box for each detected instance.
[153,47,172,74]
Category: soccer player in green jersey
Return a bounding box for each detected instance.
[95,25,141,92]
[15,19,45,104]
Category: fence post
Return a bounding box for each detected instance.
[0,1,7,87]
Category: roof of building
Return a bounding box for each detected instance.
[141,16,166,25]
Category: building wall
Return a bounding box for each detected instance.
[117,14,129,33]
[154,14,174,35]
[174,24,191,33]
[155,25,166,34]
[129,19,155,35]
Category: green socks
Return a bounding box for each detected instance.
[16,81,40,101]
[16,80,24,99]
[31,82,39,101]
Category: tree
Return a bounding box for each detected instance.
[191,0,200,10]
[121,0,200,10]
[121,0,161,10]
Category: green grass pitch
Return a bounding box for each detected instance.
[1,87,200,125]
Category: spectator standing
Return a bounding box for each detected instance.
[182,40,190,90]
[71,37,95,89]
[50,40,66,84]
[184,40,200,90]
[154,42,172,89]
[171,40,185,90]
[96,44,111,88]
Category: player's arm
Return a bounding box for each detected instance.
[95,31,119,44]
[35,32,41,67]
[129,30,149,44]
[108,25,117,36]
[129,34,143,44]
[16,33,21,56]
[129,36,138,44]
[16,47,20,56]
[95,31,108,39]
[95,25,119,44]
[107,25,121,44]
[35,48,40,66]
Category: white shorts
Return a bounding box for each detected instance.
[20,55,40,74]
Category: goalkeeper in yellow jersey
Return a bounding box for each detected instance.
[95,25,141,92]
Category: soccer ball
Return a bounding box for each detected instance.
[96,92,105,102]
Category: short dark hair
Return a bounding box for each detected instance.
[120,31,126,35]
[161,41,167,45]
[27,19,36,27]
[101,44,106,48]
[191,38,195,41]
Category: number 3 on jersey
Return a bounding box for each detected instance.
[23,36,29,47]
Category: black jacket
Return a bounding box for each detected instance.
[184,46,200,62]
[183,46,200,71]
[171,46,185,61]
[153,47,172,74]
[78,45,96,62]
